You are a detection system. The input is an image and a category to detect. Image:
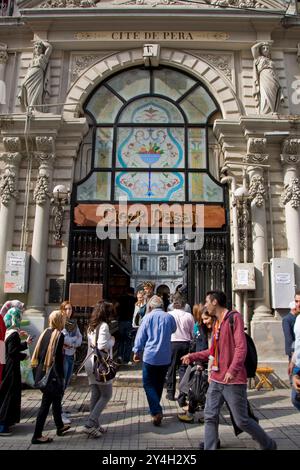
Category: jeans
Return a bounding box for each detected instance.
[87,383,113,428]
[204,381,275,450]
[143,362,169,416]
[118,321,133,363]
[33,390,64,439]
[291,388,300,412]
[63,355,74,389]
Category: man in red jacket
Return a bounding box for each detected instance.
[181,290,277,450]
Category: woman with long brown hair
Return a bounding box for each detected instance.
[31,310,70,444]
[83,301,115,438]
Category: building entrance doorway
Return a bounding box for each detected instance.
[68,64,230,364]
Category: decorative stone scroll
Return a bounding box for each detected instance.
[40,0,98,7]
[201,53,232,81]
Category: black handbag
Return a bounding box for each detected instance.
[91,325,118,383]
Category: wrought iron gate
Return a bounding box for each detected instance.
[188,231,231,307]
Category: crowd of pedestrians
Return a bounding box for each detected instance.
[0,287,299,450]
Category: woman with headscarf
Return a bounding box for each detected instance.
[31,310,70,444]
[0,307,32,436]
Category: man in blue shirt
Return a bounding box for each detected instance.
[133,295,177,426]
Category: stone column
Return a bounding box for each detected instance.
[26,137,55,316]
[246,138,272,318]
[0,138,22,302]
[0,44,8,105]
[281,138,300,287]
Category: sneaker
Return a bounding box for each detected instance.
[177,413,194,423]
[62,413,71,425]
[0,430,12,436]
[83,426,102,438]
[199,439,221,450]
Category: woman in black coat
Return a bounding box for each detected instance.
[0,307,32,436]
[31,310,70,444]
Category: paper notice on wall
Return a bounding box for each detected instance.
[275,273,291,284]
[237,269,249,286]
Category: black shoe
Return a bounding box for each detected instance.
[165,393,176,401]
[199,439,221,450]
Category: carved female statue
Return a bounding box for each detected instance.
[18,40,52,112]
[251,42,284,114]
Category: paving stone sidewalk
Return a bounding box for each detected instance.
[0,367,299,451]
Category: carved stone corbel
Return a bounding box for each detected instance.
[244,137,268,165]
[280,138,300,166]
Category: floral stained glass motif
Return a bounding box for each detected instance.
[119,97,184,124]
[188,128,206,168]
[117,127,184,168]
[95,128,113,167]
[180,87,217,123]
[77,172,111,201]
[115,171,185,201]
[106,69,150,101]
[86,87,123,123]
[189,173,223,202]
[153,69,196,101]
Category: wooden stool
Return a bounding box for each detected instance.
[255,367,274,391]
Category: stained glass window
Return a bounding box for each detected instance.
[80,66,224,204]
[117,127,184,169]
[107,69,150,100]
[189,173,223,202]
[115,171,185,201]
[86,87,123,123]
[153,69,196,100]
[119,97,184,124]
[95,128,113,167]
[180,87,217,123]
[77,172,111,201]
[188,128,206,168]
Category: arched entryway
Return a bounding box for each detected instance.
[67,60,232,333]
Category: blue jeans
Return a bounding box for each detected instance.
[291,388,300,411]
[204,381,275,450]
[118,321,133,363]
[142,362,170,416]
[63,355,74,390]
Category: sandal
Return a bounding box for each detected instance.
[31,436,53,444]
[56,424,71,436]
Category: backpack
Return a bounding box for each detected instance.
[229,312,258,378]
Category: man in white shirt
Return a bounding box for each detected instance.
[165,293,194,402]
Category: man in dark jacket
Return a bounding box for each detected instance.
[282,301,299,365]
